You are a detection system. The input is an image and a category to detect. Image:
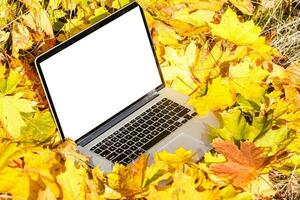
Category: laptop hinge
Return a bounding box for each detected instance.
[77,88,160,147]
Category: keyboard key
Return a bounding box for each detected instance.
[135,149,145,155]
[137,133,145,138]
[146,120,154,125]
[152,116,159,121]
[100,150,110,157]
[153,108,160,113]
[141,124,148,129]
[116,148,123,154]
[94,148,101,154]
[123,157,132,164]
[148,112,155,117]
[132,137,140,142]
[90,146,96,151]
[127,126,135,131]
[167,125,177,131]
[172,116,179,121]
[167,120,175,125]
[162,98,167,102]
[135,141,143,147]
[143,129,150,134]
[152,130,159,135]
[122,129,129,134]
[130,146,138,151]
[141,112,147,116]
[146,134,154,140]
[116,133,124,138]
[174,122,182,127]
[142,130,171,150]
[141,138,148,143]
[130,119,136,123]
[156,113,163,118]
[158,119,166,123]
[106,152,118,160]
[182,119,188,124]
[108,146,116,151]
[158,105,165,110]
[120,138,126,143]
[132,123,139,127]
[148,126,156,130]
[105,141,113,146]
[191,112,197,116]
[136,116,141,120]
[177,108,191,117]
[108,134,114,139]
[162,123,169,128]
[111,137,118,142]
[162,110,168,114]
[113,154,127,163]
[125,135,133,140]
[127,141,134,146]
[153,122,160,127]
[99,145,108,150]
[96,143,102,147]
[125,149,132,154]
[173,106,184,113]
[130,131,138,136]
[129,153,138,160]
[136,127,143,132]
[121,144,129,149]
[163,115,171,120]
[169,111,176,116]
[125,123,130,127]
[184,115,193,120]
[119,127,125,131]
[114,142,122,147]
[156,127,164,132]
[143,115,150,120]
[171,102,179,107]
[137,119,145,124]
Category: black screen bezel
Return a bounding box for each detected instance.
[35,1,165,143]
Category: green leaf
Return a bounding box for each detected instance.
[0,93,36,137]
[255,127,291,156]
[20,110,56,143]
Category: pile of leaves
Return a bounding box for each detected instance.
[1,0,300,199]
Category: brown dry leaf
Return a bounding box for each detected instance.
[209,139,268,188]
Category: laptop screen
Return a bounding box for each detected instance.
[38,6,162,141]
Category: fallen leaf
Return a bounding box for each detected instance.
[210,139,268,188]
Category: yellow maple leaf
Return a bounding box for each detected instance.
[229,0,254,15]
[172,8,215,27]
[107,154,149,197]
[209,8,273,57]
[147,171,218,200]
[0,93,36,137]
[154,147,194,170]
[0,167,32,199]
[56,159,88,200]
[189,77,236,116]
[228,61,269,103]
[12,22,33,58]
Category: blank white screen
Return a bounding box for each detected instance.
[39,7,162,140]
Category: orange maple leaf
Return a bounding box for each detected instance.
[209,139,268,188]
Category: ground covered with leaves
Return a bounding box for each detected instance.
[1,0,300,199]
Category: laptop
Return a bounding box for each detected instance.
[35,1,218,172]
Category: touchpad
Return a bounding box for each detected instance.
[157,133,210,161]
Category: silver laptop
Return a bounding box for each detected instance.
[35,1,218,172]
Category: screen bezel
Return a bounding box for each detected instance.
[35,1,165,143]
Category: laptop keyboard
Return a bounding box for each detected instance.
[89,98,197,165]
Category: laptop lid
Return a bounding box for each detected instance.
[35,2,165,145]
